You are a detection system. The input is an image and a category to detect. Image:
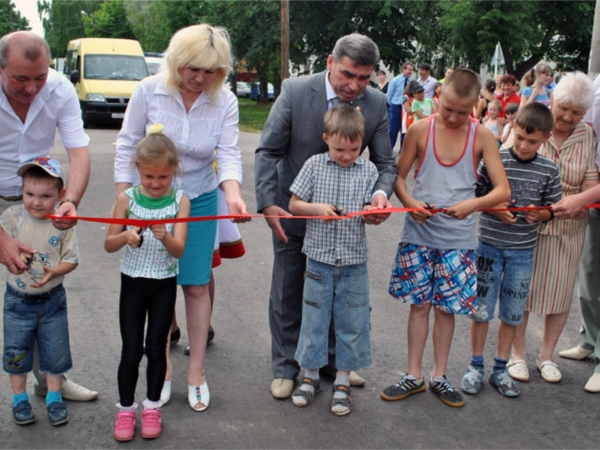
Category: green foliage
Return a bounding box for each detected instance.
[82,0,135,39]
[238,97,273,133]
[0,0,29,36]
[38,0,99,58]
[438,0,594,79]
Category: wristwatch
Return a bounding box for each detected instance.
[59,198,78,208]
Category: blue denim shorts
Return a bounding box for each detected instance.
[471,242,535,325]
[295,259,372,372]
[3,283,72,376]
[389,243,478,315]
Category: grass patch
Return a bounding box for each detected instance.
[238,97,273,133]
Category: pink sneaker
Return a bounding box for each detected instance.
[114,411,136,442]
[141,409,162,439]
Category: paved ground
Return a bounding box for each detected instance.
[1,127,599,449]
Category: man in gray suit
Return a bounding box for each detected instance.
[255,33,397,399]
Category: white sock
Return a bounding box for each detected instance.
[116,402,137,412]
[143,398,161,410]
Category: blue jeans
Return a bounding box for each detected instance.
[295,259,372,372]
[3,283,72,376]
[388,104,402,149]
[472,242,535,325]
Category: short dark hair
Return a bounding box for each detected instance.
[419,62,431,71]
[500,74,516,86]
[515,103,553,135]
[485,79,497,93]
[505,103,519,115]
[22,166,63,191]
[442,68,481,99]
[324,105,365,141]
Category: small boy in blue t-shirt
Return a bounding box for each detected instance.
[288,105,378,416]
[460,102,561,398]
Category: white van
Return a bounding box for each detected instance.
[64,38,148,127]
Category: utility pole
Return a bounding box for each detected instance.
[281,0,289,81]
[589,0,600,79]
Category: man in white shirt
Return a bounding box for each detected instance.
[417,62,438,99]
[0,31,96,401]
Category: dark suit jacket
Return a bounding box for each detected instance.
[255,71,397,237]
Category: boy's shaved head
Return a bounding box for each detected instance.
[442,68,481,100]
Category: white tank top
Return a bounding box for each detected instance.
[401,115,479,250]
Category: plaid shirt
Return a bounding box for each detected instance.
[290,152,378,266]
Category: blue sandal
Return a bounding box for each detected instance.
[291,377,321,407]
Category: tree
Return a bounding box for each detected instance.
[82,0,135,39]
[0,0,30,36]
[438,0,594,79]
[38,0,99,58]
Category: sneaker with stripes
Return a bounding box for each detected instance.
[429,375,465,407]
[380,375,426,401]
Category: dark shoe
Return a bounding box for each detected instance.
[184,345,190,355]
[381,375,426,401]
[331,385,352,416]
[489,370,520,397]
[47,401,69,426]
[170,327,181,346]
[429,375,465,408]
[291,377,320,407]
[13,401,35,425]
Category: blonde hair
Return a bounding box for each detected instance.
[135,127,179,170]
[163,24,233,102]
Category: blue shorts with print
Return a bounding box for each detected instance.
[3,283,72,376]
[470,242,534,325]
[295,259,372,372]
[389,243,478,315]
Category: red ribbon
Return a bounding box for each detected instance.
[48,203,600,227]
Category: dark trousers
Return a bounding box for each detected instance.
[117,274,176,406]
[388,104,403,149]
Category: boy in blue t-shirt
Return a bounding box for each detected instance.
[461,102,561,398]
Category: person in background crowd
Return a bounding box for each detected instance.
[520,62,553,109]
[417,62,438,99]
[377,69,389,94]
[387,62,414,151]
[474,79,496,122]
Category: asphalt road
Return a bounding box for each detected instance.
[0,127,598,449]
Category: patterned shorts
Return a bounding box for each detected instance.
[389,243,478,315]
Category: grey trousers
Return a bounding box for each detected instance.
[577,208,600,374]
[268,231,335,379]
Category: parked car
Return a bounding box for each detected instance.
[144,52,164,76]
[233,81,251,98]
[250,82,275,101]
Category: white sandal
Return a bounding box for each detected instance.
[188,382,210,411]
[536,358,562,383]
[159,379,171,406]
[507,359,530,382]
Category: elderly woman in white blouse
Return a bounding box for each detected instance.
[114,24,249,412]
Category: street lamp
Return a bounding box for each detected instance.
[80,10,97,37]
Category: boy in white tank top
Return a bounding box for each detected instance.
[381,69,511,408]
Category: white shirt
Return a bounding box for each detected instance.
[0,69,89,197]
[115,75,243,200]
[417,75,438,99]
